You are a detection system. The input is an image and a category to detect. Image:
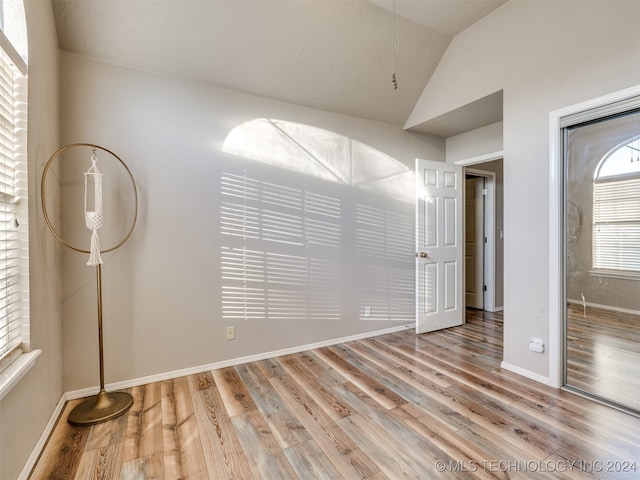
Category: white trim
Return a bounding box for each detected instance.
[66,323,414,400]
[492,305,504,312]
[454,151,504,166]
[0,29,26,75]
[549,106,564,388]
[500,361,551,386]
[549,84,640,390]
[0,349,40,402]
[16,394,66,480]
[567,298,640,317]
[553,85,640,124]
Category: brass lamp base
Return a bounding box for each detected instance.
[68,390,133,426]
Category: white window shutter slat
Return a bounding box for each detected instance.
[0,40,27,361]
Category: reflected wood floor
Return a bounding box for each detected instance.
[566,303,640,412]
[31,310,640,479]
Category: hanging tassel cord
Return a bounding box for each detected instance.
[88,228,102,266]
[85,150,104,266]
[391,0,398,90]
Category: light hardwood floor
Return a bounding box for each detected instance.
[31,310,640,479]
[566,303,640,412]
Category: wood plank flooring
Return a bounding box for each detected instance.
[30,310,640,479]
[566,303,640,412]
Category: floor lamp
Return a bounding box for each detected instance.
[41,143,138,426]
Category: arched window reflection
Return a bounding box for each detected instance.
[593,136,640,272]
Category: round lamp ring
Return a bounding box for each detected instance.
[40,143,138,254]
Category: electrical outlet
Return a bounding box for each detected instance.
[226,326,235,341]
[529,337,544,353]
[364,306,371,317]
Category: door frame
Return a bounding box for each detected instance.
[465,168,497,312]
[549,85,640,389]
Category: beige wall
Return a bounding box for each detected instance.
[445,123,504,310]
[0,1,62,479]
[59,53,444,392]
[446,121,503,163]
[407,0,640,380]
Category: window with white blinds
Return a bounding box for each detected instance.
[0,31,28,364]
[593,138,640,275]
[593,173,640,273]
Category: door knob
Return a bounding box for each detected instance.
[416,252,428,258]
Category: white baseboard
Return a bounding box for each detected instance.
[566,298,640,317]
[66,323,414,400]
[500,361,551,386]
[17,394,66,480]
[483,305,504,313]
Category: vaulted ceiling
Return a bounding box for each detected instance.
[52,0,506,135]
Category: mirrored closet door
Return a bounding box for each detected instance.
[564,105,640,413]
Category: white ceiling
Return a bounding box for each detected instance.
[52,0,506,134]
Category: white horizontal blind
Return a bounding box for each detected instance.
[593,176,640,272]
[0,38,27,361]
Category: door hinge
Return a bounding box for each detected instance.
[482,188,488,196]
[484,237,488,243]
[483,285,487,291]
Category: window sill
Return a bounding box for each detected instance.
[0,349,41,402]
[589,270,640,281]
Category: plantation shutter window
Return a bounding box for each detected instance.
[0,29,28,364]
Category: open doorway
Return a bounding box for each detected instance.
[414,157,503,333]
[465,174,486,309]
[464,160,504,313]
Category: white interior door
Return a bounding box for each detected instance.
[415,159,464,334]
